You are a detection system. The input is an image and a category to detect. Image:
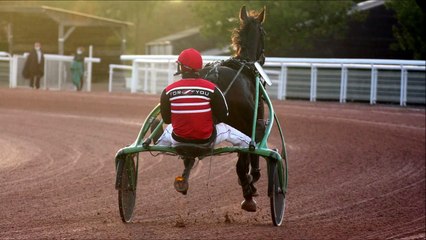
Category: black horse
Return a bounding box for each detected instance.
[200,6,266,212]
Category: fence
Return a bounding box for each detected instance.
[0,52,13,88]
[108,64,133,92]
[0,47,100,91]
[110,55,425,106]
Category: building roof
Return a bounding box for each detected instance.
[146,27,201,46]
[349,0,385,14]
[0,5,133,27]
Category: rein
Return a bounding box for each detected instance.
[202,61,245,96]
[223,63,245,96]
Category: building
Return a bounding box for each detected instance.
[0,5,133,80]
[145,27,230,56]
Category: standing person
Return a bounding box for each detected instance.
[22,42,44,89]
[155,48,251,195]
[71,47,85,91]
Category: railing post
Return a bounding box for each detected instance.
[167,60,173,85]
[400,66,408,106]
[43,58,48,90]
[86,45,93,92]
[131,61,138,93]
[310,64,317,102]
[59,60,64,90]
[340,65,348,103]
[9,54,16,88]
[370,66,378,105]
[150,62,156,94]
[143,63,149,93]
[109,64,114,93]
[14,55,21,88]
[278,63,287,100]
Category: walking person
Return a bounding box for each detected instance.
[71,47,85,91]
[23,42,44,89]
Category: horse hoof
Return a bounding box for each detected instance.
[241,198,257,212]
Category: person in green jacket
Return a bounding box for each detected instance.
[71,47,85,91]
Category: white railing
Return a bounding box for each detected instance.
[115,55,425,106]
[119,55,237,94]
[0,52,13,88]
[264,58,425,106]
[108,64,132,92]
[1,46,100,91]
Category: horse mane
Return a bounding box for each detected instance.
[231,10,262,58]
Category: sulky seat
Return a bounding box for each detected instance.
[174,143,214,159]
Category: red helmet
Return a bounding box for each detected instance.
[177,48,203,72]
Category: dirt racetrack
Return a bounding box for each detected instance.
[0,88,424,239]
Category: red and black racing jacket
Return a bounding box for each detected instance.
[160,78,228,143]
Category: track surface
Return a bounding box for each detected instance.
[0,88,424,239]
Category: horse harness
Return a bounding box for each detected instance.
[203,58,264,96]
[241,25,266,66]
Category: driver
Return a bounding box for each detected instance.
[155,48,251,195]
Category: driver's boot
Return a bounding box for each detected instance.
[174,157,195,195]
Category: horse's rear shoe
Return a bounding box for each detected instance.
[241,198,257,212]
[174,176,188,195]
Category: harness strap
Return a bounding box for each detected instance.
[223,63,245,96]
[203,62,220,82]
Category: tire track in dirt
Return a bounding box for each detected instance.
[0,89,424,239]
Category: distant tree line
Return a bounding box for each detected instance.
[386,0,426,59]
[191,0,425,59]
[1,0,424,59]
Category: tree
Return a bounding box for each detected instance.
[191,1,360,57]
[386,0,426,59]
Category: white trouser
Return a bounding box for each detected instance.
[156,123,251,148]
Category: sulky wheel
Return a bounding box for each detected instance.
[268,113,288,226]
[269,159,286,226]
[117,155,137,223]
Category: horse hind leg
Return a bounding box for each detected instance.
[237,153,257,212]
[182,157,195,180]
[250,154,261,184]
[237,153,260,193]
[249,119,266,184]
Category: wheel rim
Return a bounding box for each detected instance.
[271,164,285,226]
[118,158,136,223]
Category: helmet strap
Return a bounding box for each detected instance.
[174,62,199,77]
[174,63,182,76]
